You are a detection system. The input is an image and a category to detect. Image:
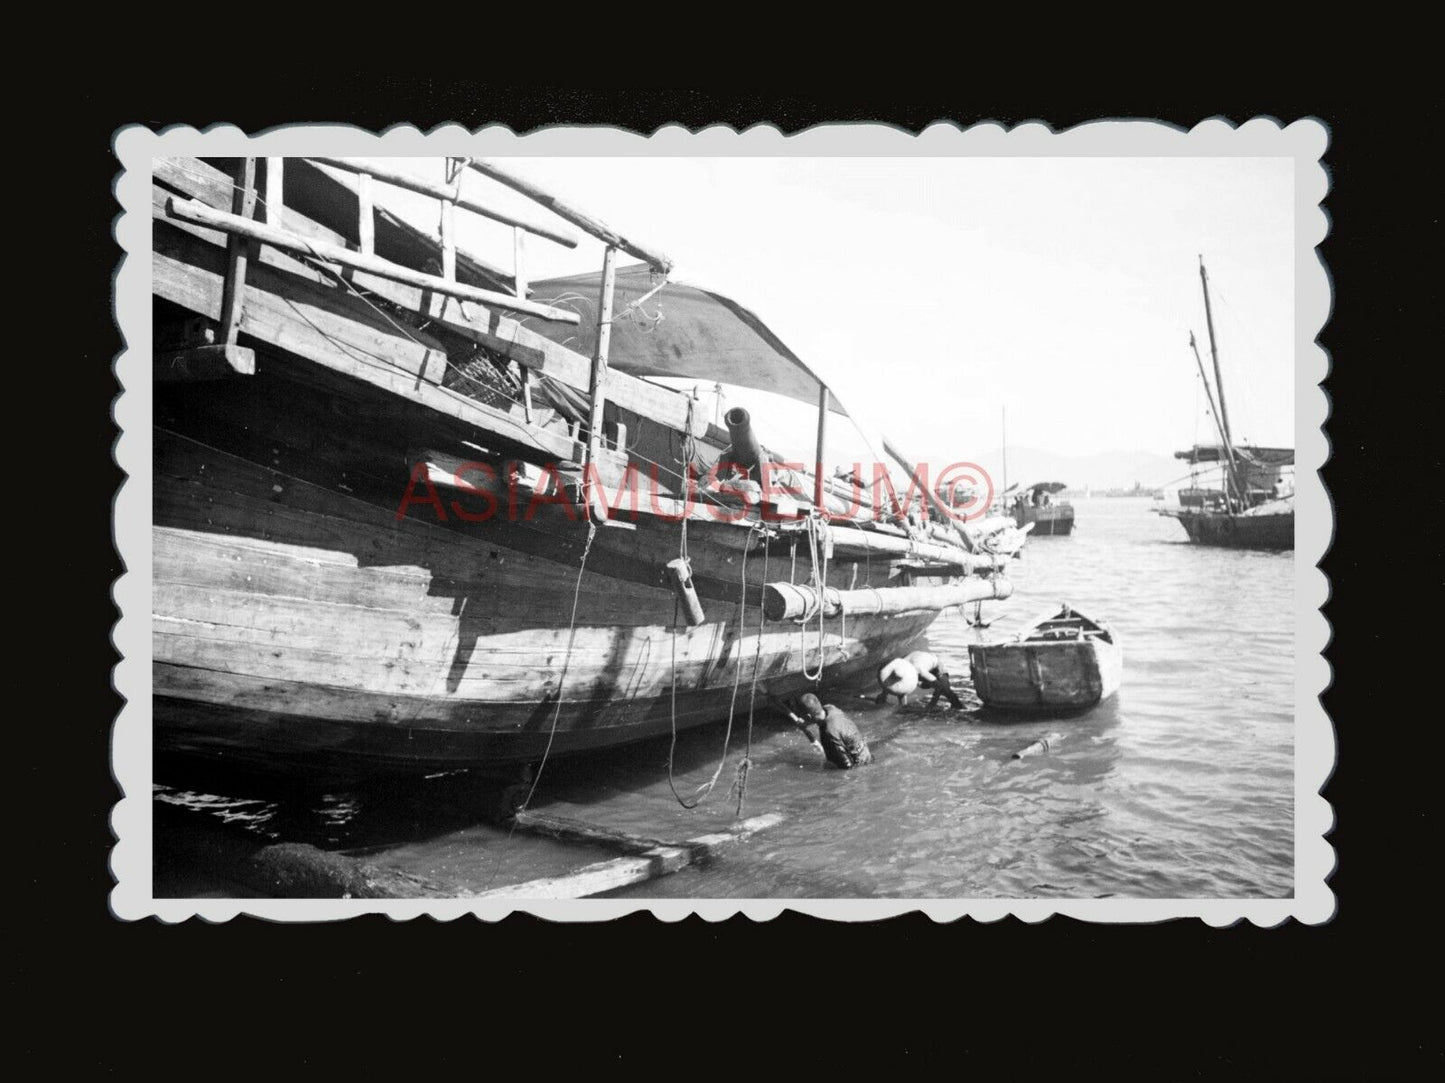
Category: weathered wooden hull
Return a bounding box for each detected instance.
[968,635,1122,711]
[148,156,985,779]
[1163,508,1293,550]
[154,422,938,776]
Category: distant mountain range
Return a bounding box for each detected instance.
[920,447,1185,492]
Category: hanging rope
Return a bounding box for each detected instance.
[665,522,759,810]
[800,514,828,682]
[514,520,597,814]
[731,531,769,817]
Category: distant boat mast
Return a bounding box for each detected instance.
[1001,406,1008,498]
[1199,257,1234,448]
[1198,256,1244,507]
[1188,329,1241,506]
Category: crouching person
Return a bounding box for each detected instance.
[908,650,966,711]
[799,693,873,769]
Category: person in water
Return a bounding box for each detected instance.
[908,651,966,711]
[875,657,920,705]
[799,693,873,769]
[925,667,966,711]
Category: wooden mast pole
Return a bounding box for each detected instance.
[1199,257,1234,447]
[1001,405,1008,500]
[813,384,830,511]
[1189,331,1241,507]
[584,246,619,522]
[1199,257,1243,507]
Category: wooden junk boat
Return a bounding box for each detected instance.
[152,155,1016,779]
[968,604,1122,711]
[1155,258,1294,551]
[1007,482,1075,536]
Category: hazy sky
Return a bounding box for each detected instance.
[377,155,1295,466]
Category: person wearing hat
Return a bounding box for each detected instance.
[798,693,873,769]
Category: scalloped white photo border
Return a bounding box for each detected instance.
[110,117,1333,924]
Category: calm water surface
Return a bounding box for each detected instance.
[155,498,1294,899]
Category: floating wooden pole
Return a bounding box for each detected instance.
[165,196,582,326]
[763,575,1012,622]
[1013,733,1066,760]
[511,811,680,855]
[477,813,784,899]
[310,156,580,248]
[465,158,674,274]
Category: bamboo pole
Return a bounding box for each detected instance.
[512,226,527,299]
[262,157,284,228]
[165,196,583,326]
[814,385,830,510]
[465,158,674,273]
[356,171,374,255]
[310,156,580,248]
[583,246,619,522]
[763,575,1012,622]
[439,198,456,281]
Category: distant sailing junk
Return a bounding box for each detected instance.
[1156,258,1295,551]
[996,408,1075,537]
[1006,482,1075,536]
[151,155,1019,782]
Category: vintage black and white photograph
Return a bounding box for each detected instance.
[110,120,1331,920]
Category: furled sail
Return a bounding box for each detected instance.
[1175,444,1294,467]
[528,264,849,416]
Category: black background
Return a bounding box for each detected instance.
[40,83,1436,1076]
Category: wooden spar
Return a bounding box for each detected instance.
[262,157,284,228]
[153,220,577,460]
[165,196,582,326]
[218,158,257,346]
[1199,258,1234,447]
[1188,330,1242,506]
[1198,258,1244,508]
[511,810,680,855]
[440,195,456,281]
[763,575,1012,622]
[156,159,710,438]
[465,158,674,274]
[475,814,783,899]
[309,156,580,249]
[512,226,527,299]
[881,436,978,553]
[814,385,830,510]
[583,247,619,522]
[355,171,374,255]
